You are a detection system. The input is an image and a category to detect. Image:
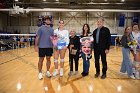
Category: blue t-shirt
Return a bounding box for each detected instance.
[37,25,54,48]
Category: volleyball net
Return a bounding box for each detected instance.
[0,34,36,51]
[0,33,122,51]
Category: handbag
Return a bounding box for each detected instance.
[70,49,77,55]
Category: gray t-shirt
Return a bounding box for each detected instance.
[37,25,54,48]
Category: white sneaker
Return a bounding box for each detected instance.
[46,71,51,78]
[120,72,127,75]
[52,69,58,77]
[130,75,135,79]
[74,71,78,75]
[60,68,63,77]
[38,73,43,80]
[135,71,140,79]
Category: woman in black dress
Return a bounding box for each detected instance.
[68,29,80,76]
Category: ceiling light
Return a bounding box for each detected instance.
[43,0,46,1]
[15,0,19,1]
[104,0,107,1]
[56,0,59,1]
[121,0,125,2]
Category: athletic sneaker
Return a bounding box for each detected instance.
[38,73,43,80]
[46,71,51,78]
[52,69,58,77]
[120,72,127,75]
[60,68,63,77]
[68,71,73,76]
[135,71,140,79]
[74,71,78,75]
[129,75,135,79]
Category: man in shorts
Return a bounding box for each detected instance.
[35,16,54,79]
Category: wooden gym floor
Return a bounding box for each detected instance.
[0,46,140,93]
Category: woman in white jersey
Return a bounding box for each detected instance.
[131,23,140,79]
[130,23,140,56]
[52,20,69,77]
[131,24,140,41]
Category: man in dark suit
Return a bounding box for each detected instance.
[92,18,111,79]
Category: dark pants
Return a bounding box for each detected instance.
[82,53,90,73]
[94,47,107,75]
[69,53,79,71]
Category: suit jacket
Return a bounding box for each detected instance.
[93,26,111,50]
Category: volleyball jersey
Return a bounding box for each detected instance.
[54,28,69,47]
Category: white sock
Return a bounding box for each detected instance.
[55,69,58,72]
[60,68,63,71]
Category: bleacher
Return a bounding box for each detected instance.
[0,31,36,51]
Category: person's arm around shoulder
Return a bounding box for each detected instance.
[68,36,71,49]
[66,30,70,46]
[66,30,70,47]
[63,30,69,50]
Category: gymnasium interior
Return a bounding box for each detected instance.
[0,0,140,93]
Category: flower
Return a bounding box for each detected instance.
[128,40,137,46]
[128,40,137,54]
[50,34,58,47]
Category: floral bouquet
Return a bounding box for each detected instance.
[50,34,58,48]
[50,34,67,50]
[128,40,137,54]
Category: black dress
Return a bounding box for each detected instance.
[68,35,80,72]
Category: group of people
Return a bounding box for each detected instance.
[13,36,30,48]
[35,16,140,80]
[120,23,140,79]
[35,17,70,79]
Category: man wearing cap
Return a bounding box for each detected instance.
[35,16,54,79]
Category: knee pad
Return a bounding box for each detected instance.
[54,59,58,63]
[60,59,64,63]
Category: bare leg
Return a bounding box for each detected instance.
[54,50,59,69]
[46,56,51,71]
[60,49,67,68]
[38,57,44,73]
